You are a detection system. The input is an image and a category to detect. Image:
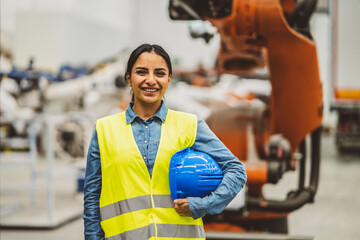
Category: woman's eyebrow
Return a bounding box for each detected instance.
[135,67,148,70]
[155,68,167,71]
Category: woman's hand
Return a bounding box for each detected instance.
[174,198,192,217]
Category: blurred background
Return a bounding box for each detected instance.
[0,0,359,240]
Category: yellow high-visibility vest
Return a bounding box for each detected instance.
[96,109,205,240]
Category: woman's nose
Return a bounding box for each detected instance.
[146,74,156,85]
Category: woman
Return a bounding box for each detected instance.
[83,44,247,240]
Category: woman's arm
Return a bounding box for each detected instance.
[83,126,104,240]
[187,120,247,219]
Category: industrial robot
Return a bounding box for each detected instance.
[169,0,323,237]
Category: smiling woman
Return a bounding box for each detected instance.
[83,43,247,240]
[125,45,172,120]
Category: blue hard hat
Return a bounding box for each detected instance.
[169,148,223,200]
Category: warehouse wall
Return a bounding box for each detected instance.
[336,0,360,89]
[2,0,134,70]
[14,11,129,70]
[2,0,219,70]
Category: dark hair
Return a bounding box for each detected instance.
[124,44,172,80]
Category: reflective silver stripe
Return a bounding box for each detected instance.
[157,224,205,239]
[100,195,152,221]
[100,194,173,221]
[153,194,174,208]
[106,224,155,240]
[106,224,204,240]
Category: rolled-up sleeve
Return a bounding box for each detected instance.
[83,126,104,240]
[187,120,247,219]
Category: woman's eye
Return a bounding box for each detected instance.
[156,72,166,76]
[136,70,147,75]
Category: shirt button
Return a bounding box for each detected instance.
[145,140,147,143]
[144,156,146,159]
[145,126,148,128]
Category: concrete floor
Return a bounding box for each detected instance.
[1,132,359,240]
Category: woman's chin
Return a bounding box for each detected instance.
[138,96,162,105]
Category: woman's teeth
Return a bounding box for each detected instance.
[143,88,157,92]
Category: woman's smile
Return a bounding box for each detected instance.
[127,51,171,105]
[141,87,160,93]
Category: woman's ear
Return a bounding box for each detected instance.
[168,74,172,84]
[126,73,131,87]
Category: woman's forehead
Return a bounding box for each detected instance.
[134,52,168,70]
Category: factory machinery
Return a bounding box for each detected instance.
[169,0,323,239]
[0,51,129,227]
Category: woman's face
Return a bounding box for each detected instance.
[127,51,171,105]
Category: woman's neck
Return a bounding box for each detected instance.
[132,100,162,121]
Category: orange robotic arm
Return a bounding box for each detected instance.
[169,0,323,215]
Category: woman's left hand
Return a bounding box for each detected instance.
[174,198,192,217]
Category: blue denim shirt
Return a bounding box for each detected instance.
[83,101,247,240]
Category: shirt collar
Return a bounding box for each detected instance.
[125,100,168,124]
